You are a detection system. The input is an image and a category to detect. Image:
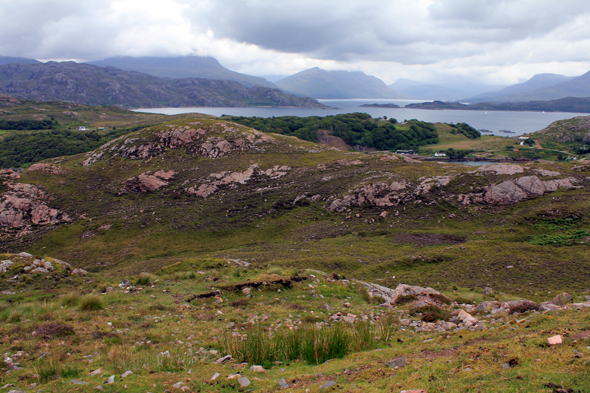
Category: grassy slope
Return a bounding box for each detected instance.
[0,261,588,393]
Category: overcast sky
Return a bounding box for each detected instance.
[2,0,590,85]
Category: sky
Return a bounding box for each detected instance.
[1,0,590,86]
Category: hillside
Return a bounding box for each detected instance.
[405,97,590,113]
[0,55,40,65]
[529,115,590,154]
[0,115,588,392]
[276,67,404,99]
[87,56,278,89]
[469,73,576,103]
[469,71,590,103]
[0,62,325,109]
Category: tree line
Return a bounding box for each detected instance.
[0,119,54,130]
[223,113,440,152]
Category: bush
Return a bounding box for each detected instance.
[79,295,103,311]
[61,292,80,307]
[410,305,451,322]
[136,272,156,286]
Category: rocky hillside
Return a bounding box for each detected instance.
[0,117,587,297]
[0,62,325,109]
[87,55,278,89]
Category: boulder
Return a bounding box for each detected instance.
[485,181,527,204]
[502,300,539,314]
[478,164,525,175]
[547,335,563,346]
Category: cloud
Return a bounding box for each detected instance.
[0,0,589,85]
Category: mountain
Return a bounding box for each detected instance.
[389,79,468,101]
[0,61,325,109]
[87,56,278,89]
[276,67,404,99]
[0,55,40,65]
[405,96,590,113]
[469,73,576,102]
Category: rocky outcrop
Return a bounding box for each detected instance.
[0,178,70,229]
[477,163,526,175]
[186,165,291,199]
[360,282,452,308]
[484,176,576,204]
[122,170,177,193]
[82,122,276,166]
[28,163,66,174]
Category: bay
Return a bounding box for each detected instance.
[133,98,589,136]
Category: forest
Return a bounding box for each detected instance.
[223,113,440,151]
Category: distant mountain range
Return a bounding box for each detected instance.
[405,97,590,113]
[87,56,278,89]
[0,62,325,109]
[276,67,404,99]
[468,73,576,102]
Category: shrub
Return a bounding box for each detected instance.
[410,305,451,322]
[61,292,80,307]
[79,295,103,311]
[136,272,156,286]
[301,324,350,365]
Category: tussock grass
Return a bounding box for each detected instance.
[222,322,377,366]
[79,295,103,311]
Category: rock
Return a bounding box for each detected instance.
[386,356,407,369]
[503,300,539,314]
[549,292,572,306]
[242,287,252,295]
[343,313,357,323]
[70,379,89,385]
[483,287,494,296]
[485,180,527,204]
[475,301,501,312]
[547,335,563,346]
[457,310,478,327]
[216,354,232,364]
[237,377,250,387]
[250,365,265,373]
[320,303,333,311]
[478,163,525,175]
[17,252,32,257]
[106,375,115,384]
[570,331,590,340]
[321,381,337,392]
[121,370,133,378]
[95,386,103,390]
[88,368,103,376]
[173,382,183,388]
[400,390,427,393]
[28,163,66,174]
[515,176,546,195]
[211,373,220,380]
[278,378,289,388]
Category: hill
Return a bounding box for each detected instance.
[87,55,278,89]
[276,67,405,99]
[405,97,590,113]
[0,55,40,65]
[0,62,325,109]
[469,71,590,103]
[469,73,576,102]
[0,113,588,392]
[529,115,590,154]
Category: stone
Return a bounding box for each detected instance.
[121,370,133,378]
[485,180,527,204]
[89,367,103,376]
[478,163,525,175]
[237,377,251,388]
[106,375,115,384]
[250,365,265,373]
[483,287,494,296]
[95,386,103,390]
[547,335,563,346]
[503,300,539,314]
[386,356,407,369]
[321,381,337,392]
[549,292,572,306]
[216,354,232,364]
[570,331,590,340]
[278,378,289,388]
[242,287,252,295]
[173,382,183,388]
[400,390,427,393]
[211,373,220,380]
[70,379,89,385]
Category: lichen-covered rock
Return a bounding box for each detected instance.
[28,163,66,174]
[122,170,177,193]
[478,163,525,175]
[485,180,528,204]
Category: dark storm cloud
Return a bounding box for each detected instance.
[185,0,590,64]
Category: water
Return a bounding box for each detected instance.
[134,98,589,136]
